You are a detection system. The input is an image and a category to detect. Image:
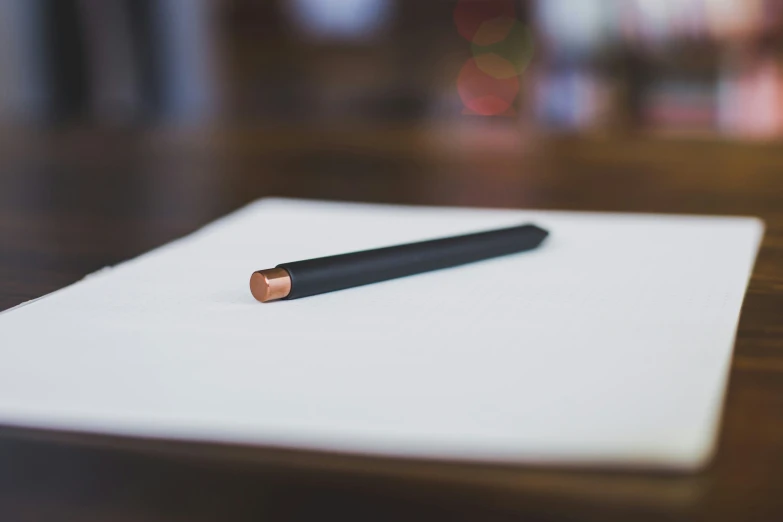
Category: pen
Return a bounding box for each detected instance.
[250,223,549,302]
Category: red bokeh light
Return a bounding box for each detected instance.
[457,57,519,116]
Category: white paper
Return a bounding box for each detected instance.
[0,198,764,470]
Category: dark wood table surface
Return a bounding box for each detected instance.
[1,126,782,522]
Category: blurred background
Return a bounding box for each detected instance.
[2,0,783,137]
[3,0,783,308]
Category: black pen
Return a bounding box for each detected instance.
[250,223,549,302]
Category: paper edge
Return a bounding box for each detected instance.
[680,216,766,470]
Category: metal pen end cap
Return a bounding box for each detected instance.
[250,268,291,302]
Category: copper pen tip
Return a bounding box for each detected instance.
[250,268,292,302]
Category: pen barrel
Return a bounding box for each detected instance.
[277,223,548,300]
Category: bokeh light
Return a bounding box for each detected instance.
[474,53,518,80]
[453,1,532,116]
[288,0,393,40]
[453,0,516,45]
[471,22,533,78]
[457,57,519,116]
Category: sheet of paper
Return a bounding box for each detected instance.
[0,198,764,470]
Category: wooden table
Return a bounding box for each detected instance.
[1,126,781,521]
